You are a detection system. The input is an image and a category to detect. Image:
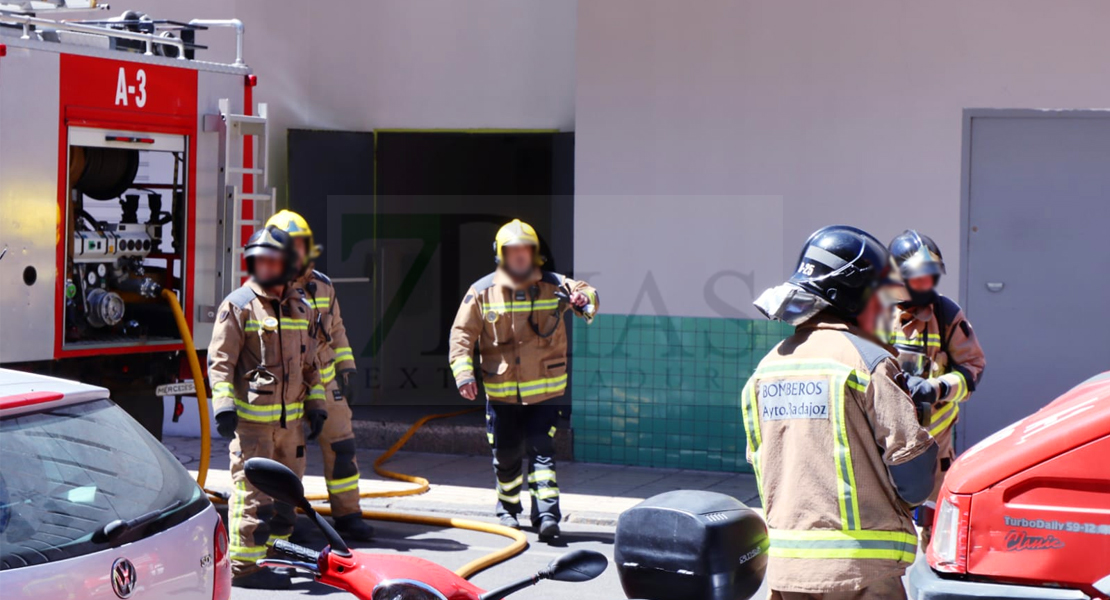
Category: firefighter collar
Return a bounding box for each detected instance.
[246,279,279,300]
[493,267,541,291]
[246,279,302,304]
[797,313,899,355]
[898,303,935,323]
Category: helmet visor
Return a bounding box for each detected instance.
[244,245,282,260]
[897,236,946,279]
[900,258,944,280]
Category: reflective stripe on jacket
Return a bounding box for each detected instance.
[295,269,355,401]
[208,280,322,425]
[449,269,598,404]
[742,314,934,593]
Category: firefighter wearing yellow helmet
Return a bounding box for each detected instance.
[264,210,374,542]
[449,219,599,542]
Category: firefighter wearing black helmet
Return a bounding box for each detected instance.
[883,230,986,546]
[748,226,937,599]
[207,226,326,590]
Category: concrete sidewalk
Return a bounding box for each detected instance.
[166,436,761,526]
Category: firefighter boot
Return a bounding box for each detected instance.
[537,516,560,543]
[231,568,292,590]
[333,513,374,542]
[499,514,521,530]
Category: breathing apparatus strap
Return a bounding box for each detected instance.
[932,296,950,353]
[527,284,567,339]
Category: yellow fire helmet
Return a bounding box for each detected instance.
[493,219,544,266]
[265,209,321,262]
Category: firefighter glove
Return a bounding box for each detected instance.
[215,411,238,439]
[339,369,358,403]
[906,376,939,406]
[306,409,328,441]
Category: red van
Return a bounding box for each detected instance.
[908,372,1110,600]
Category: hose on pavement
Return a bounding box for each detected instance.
[161,289,526,578]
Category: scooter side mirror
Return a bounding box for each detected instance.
[244,458,305,507]
[478,549,608,600]
[243,457,352,557]
[546,549,608,583]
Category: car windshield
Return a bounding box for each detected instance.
[0,398,206,570]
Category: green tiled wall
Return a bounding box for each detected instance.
[570,315,793,472]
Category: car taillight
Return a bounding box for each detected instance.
[928,491,970,573]
[213,517,231,600]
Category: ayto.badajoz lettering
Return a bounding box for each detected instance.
[759,378,829,421]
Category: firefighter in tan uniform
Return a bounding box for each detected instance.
[266,210,374,542]
[749,225,938,599]
[884,230,985,543]
[208,226,328,590]
[449,219,598,542]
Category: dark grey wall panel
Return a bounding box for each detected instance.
[287,129,375,270]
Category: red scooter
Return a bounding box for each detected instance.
[244,458,609,600]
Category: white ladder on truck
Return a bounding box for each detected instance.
[209,98,276,303]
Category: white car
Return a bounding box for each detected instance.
[0,369,229,599]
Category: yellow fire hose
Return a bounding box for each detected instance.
[161,290,527,578]
[162,289,211,489]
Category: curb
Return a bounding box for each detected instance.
[357,498,623,528]
[350,418,574,461]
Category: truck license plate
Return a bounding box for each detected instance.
[156,381,197,396]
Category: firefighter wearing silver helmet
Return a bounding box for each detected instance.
[207,225,326,590]
[883,230,986,547]
[749,225,937,599]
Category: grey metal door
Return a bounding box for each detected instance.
[960,112,1110,449]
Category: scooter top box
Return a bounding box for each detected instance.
[614,490,768,600]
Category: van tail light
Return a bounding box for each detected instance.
[927,490,970,573]
[213,517,231,600]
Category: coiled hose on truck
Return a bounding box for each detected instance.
[161,289,527,578]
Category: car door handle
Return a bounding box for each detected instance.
[986,282,1005,293]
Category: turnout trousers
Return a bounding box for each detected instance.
[486,401,561,522]
[227,421,307,577]
[769,576,907,600]
[316,381,362,518]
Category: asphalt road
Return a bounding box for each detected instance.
[227,511,773,600]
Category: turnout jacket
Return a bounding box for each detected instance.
[208,280,323,426]
[742,314,935,592]
[885,296,986,438]
[295,268,356,399]
[449,269,598,404]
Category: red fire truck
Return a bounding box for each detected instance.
[0,6,272,435]
[909,372,1110,600]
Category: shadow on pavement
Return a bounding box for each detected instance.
[539,529,615,548]
[216,505,474,555]
[286,577,343,596]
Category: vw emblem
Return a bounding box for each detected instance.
[111,557,137,598]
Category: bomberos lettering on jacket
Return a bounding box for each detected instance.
[759,379,829,420]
